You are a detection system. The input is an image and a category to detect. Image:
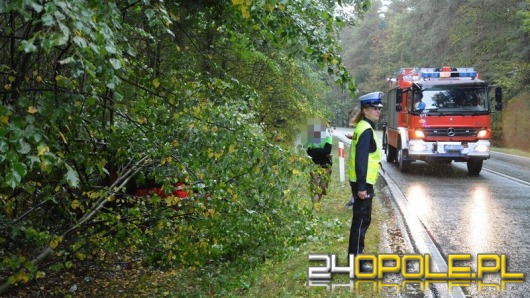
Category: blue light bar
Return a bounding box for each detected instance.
[458,71,477,78]
[419,67,477,79]
[421,72,439,78]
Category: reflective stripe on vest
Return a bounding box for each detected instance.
[349,120,381,184]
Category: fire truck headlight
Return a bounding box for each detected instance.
[475,145,489,153]
[414,130,425,138]
[477,129,489,138]
[410,143,427,152]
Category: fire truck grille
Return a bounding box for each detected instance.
[423,128,478,137]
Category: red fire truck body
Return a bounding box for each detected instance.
[382,66,503,175]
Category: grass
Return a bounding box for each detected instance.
[240,137,385,297]
[491,147,530,158]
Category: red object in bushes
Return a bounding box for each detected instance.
[135,182,189,198]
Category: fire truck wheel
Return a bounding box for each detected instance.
[383,132,397,162]
[397,141,410,172]
[467,159,483,176]
[387,146,397,163]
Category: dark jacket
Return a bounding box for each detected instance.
[307,142,332,167]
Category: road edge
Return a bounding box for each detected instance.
[379,169,466,298]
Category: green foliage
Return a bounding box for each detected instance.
[0,0,368,295]
[105,137,383,297]
[520,0,530,33]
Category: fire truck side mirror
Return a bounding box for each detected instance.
[396,89,403,112]
[495,87,503,111]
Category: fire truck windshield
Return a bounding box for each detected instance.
[414,87,488,114]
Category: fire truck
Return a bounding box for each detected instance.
[382,66,503,175]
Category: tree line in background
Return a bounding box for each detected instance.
[335,0,530,150]
[0,0,369,295]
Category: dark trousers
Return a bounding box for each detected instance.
[347,181,374,256]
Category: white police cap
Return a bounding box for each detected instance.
[359,91,384,107]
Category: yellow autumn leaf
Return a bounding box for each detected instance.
[15,271,29,283]
[192,106,201,117]
[171,12,180,22]
[36,76,42,82]
[28,106,39,114]
[205,209,215,217]
[71,200,80,210]
[228,143,236,154]
[231,0,244,5]
[152,78,160,88]
[37,145,50,156]
[241,6,250,18]
[36,271,46,279]
[165,196,181,207]
[58,131,67,144]
[4,206,13,216]
[4,84,11,90]
[161,156,172,164]
[49,236,63,249]
[292,169,300,175]
[0,116,9,126]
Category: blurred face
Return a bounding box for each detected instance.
[363,105,382,122]
[302,118,327,146]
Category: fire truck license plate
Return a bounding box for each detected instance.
[445,145,464,151]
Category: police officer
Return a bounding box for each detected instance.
[347,92,383,271]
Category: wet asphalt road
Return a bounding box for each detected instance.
[333,127,529,297]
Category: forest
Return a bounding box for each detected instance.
[0,0,529,296]
[337,0,530,149]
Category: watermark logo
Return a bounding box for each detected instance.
[307,253,524,293]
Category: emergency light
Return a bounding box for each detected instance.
[419,67,477,79]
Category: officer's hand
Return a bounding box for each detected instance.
[357,190,368,200]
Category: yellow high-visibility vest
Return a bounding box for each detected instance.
[349,120,381,184]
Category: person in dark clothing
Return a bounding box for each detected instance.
[347,92,383,272]
[305,119,333,204]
